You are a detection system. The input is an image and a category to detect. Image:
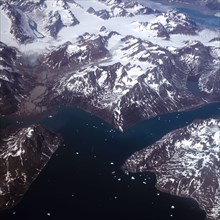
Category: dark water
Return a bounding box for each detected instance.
[139,0,220,28]
[0,102,220,220]
[1,2,219,219]
[177,7,220,28]
[187,81,201,97]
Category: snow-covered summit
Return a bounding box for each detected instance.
[0,0,219,216]
[0,0,219,125]
[0,0,80,41]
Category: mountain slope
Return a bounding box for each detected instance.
[0,42,28,115]
[0,124,62,211]
[39,32,219,130]
[122,118,220,220]
[0,0,219,130]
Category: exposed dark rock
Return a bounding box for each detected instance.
[0,42,26,115]
[155,10,199,35]
[41,35,109,69]
[45,11,65,38]
[150,22,170,39]
[0,124,62,211]
[111,5,133,17]
[87,6,96,14]
[95,9,111,19]
[122,118,220,220]
[1,2,35,43]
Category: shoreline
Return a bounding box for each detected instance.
[144,0,220,16]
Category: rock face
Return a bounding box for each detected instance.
[122,118,220,220]
[87,0,159,19]
[41,33,109,69]
[0,42,27,115]
[40,33,219,130]
[133,10,199,37]
[156,10,199,35]
[0,0,80,40]
[0,0,219,216]
[1,2,36,43]
[0,125,62,211]
[0,0,219,130]
[153,0,220,12]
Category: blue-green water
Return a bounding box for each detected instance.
[0,102,219,220]
[177,7,220,28]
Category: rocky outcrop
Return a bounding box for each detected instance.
[0,42,27,115]
[122,118,220,220]
[0,124,62,211]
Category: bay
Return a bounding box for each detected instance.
[0,102,219,220]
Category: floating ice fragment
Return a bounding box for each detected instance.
[124,170,129,175]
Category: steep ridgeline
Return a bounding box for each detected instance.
[0,125,62,211]
[0,42,29,115]
[87,0,159,19]
[0,0,80,41]
[122,118,220,220]
[151,0,220,12]
[0,0,219,130]
[40,31,219,130]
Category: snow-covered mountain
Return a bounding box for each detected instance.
[0,42,28,115]
[0,0,219,216]
[0,124,62,211]
[122,118,220,220]
[0,0,219,130]
[0,0,80,42]
[151,0,220,12]
[38,32,219,130]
